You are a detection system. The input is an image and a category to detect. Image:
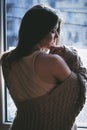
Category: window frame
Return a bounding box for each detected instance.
[0,0,11,129]
[0,0,87,130]
[0,0,10,130]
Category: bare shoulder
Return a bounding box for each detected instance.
[37,52,68,68]
[35,52,71,82]
[37,52,64,63]
[48,54,71,81]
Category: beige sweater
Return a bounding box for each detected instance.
[10,71,85,130]
[1,47,86,130]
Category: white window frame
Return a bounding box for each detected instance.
[0,0,11,129]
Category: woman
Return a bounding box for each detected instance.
[0,4,87,130]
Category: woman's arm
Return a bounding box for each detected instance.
[50,45,87,88]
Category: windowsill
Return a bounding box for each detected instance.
[2,122,87,130]
[77,128,87,130]
[1,122,87,130]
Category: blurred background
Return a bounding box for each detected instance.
[2,0,87,128]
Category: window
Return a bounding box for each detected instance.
[1,0,87,129]
[85,32,87,39]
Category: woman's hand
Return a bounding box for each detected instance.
[49,45,65,58]
[50,45,87,81]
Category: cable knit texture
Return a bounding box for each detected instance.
[8,72,85,130]
[1,47,87,130]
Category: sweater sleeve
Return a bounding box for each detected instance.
[14,72,86,130]
[63,46,87,76]
[62,46,87,89]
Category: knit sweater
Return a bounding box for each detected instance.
[1,47,87,130]
[10,72,84,130]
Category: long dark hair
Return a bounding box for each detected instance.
[1,4,61,63]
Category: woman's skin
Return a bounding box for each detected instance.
[34,24,71,85]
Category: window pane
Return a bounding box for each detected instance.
[5,0,87,127]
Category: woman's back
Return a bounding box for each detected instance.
[2,49,71,101]
[1,51,55,101]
